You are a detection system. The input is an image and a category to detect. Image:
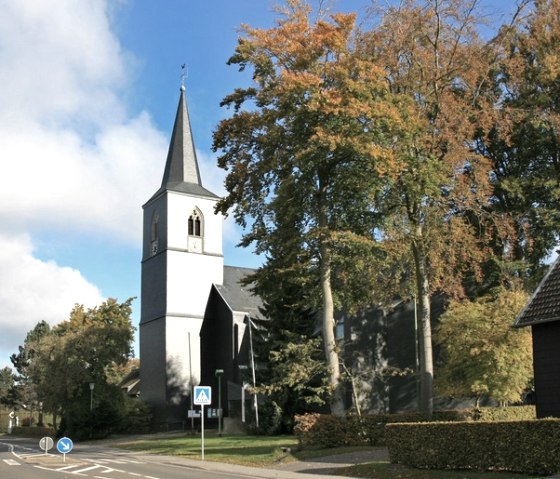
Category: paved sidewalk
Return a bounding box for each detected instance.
[270,449,388,475]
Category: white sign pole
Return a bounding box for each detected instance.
[201,404,205,461]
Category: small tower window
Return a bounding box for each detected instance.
[151,211,159,255]
[188,210,202,237]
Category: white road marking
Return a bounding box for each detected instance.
[3,459,21,466]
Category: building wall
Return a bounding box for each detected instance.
[532,322,560,418]
[139,319,166,415]
[200,288,234,413]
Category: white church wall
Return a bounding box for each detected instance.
[166,250,223,316]
[165,316,204,404]
[166,194,223,256]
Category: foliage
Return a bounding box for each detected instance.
[386,419,560,475]
[117,397,153,434]
[434,288,532,406]
[475,0,560,279]
[356,0,505,415]
[0,367,17,408]
[256,335,329,411]
[248,228,329,428]
[213,0,403,414]
[24,298,135,438]
[294,411,468,448]
[8,320,51,414]
[473,406,536,422]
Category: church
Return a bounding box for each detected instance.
[139,86,261,425]
[139,87,431,426]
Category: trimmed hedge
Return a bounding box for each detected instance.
[294,410,467,447]
[474,406,536,422]
[386,419,560,476]
[12,426,56,437]
[294,407,537,448]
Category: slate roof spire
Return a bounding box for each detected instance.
[162,85,202,187]
[151,86,218,201]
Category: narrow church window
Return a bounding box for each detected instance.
[151,211,159,242]
[188,210,202,237]
[151,211,159,255]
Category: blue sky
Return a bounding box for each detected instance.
[0,0,519,368]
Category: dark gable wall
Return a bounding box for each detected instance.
[344,294,448,413]
[532,321,560,418]
[200,287,234,413]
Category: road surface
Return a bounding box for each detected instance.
[0,436,291,479]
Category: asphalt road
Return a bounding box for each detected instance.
[0,436,290,479]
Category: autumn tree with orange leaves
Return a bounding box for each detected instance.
[213,1,405,415]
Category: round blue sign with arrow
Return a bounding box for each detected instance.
[57,437,74,454]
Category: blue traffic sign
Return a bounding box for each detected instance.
[57,437,74,454]
[194,386,211,405]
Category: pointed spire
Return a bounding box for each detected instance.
[161,86,202,188]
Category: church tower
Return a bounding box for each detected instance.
[140,86,223,421]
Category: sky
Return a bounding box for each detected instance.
[0,0,519,369]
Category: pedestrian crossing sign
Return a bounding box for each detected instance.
[194,386,211,405]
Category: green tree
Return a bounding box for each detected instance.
[9,320,51,421]
[434,288,532,406]
[28,298,135,437]
[358,0,502,414]
[0,367,17,408]
[213,0,401,414]
[475,0,560,283]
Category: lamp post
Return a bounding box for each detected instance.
[215,369,224,436]
[89,383,95,411]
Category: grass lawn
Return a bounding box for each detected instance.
[113,433,545,479]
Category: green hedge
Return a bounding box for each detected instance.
[11,426,56,437]
[474,406,536,421]
[294,407,537,448]
[386,419,560,476]
[294,410,467,447]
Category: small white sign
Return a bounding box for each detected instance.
[188,409,201,418]
[39,436,54,452]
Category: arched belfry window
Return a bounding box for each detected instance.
[188,209,202,237]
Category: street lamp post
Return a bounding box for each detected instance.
[89,383,95,411]
[215,369,224,436]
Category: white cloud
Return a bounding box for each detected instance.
[0,1,167,365]
[0,233,104,368]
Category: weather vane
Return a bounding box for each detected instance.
[181,64,188,89]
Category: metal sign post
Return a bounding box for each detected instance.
[39,436,54,456]
[193,386,211,461]
[56,437,73,463]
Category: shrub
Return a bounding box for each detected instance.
[386,419,560,475]
[473,406,536,422]
[12,426,56,437]
[117,398,152,434]
[294,411,468,448]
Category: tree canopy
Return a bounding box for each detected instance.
[215,0,551,416]
[16,298,136,437]
[434,288,532,406]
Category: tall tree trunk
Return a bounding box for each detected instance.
[320,239,345,415]
[412,235,434,416]
[318,187,345,416]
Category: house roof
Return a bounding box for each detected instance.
[215,266,262,318]
[118,368,141,397]
[515,257,560,327]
